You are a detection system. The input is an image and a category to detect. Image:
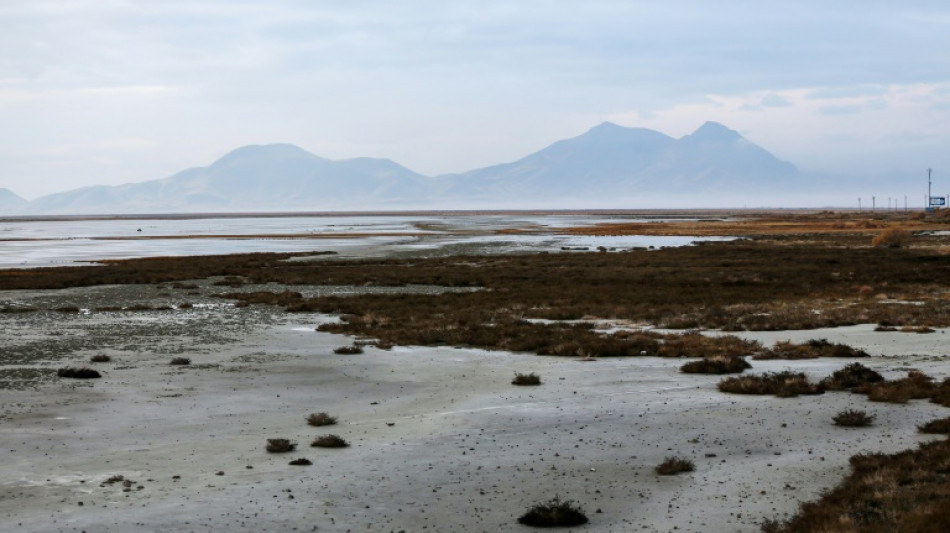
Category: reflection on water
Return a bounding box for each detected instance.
[0,214,733,267]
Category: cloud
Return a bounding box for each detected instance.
[761,94,791,108]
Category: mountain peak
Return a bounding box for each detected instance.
[212,143,322,168]
[688,121,742,142]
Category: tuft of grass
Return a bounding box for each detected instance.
[311,434,349,448]
[717,371,824,397]
[860,371,936,404]
[517,497,589,527]
[655,456,695,476]
[89,354,111,363]
[57,367,101,379]
[918,416,950,434]
[169,357,191,366]
[333,345,363,355]
[820,362,885,391]
[265,438,297,453]
[872,227,912,248]
[306,412,338,427]
[288,458,312,466]
[680,355,751,374]
[833,409,875,427]
[512,372,542,386]
[755,339,869,360]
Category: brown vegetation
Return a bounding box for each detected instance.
[169,357,191,366]
[819,363,885,391]
[333,345,363,355]
[89,354,112,363]
[859,371,936,404]
[265,438,297,453]
[680,355,751,374]
[832,409,875,427]
[57,367,101,379]
[871,227,912,248]
[717,371,824,397]
[518,497,589,527]
[306,412,337,427]
[655,456,695,475]
[762,439,950,533]
[754,338,869,360]
[918,417,950,435]
[512,372,542,386]
[311,435,349,448]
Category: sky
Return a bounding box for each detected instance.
[2,1,949,200]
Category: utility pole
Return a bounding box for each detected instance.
[929,168,933,210]
[872,196,876,210]
[858,197,862,211]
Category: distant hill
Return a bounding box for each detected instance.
[0,188,27,210]
[436,121,800,206]
[20,122,819,213]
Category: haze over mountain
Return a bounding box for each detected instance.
[0,188,26,209]
[5,122,871,214]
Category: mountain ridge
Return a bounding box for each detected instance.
[8,122,823,213]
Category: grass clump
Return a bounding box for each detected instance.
[333,344,363,355]
[860,371,936,404]
[819,362,885,391]
[655,456,695,476]
[169,357,191,366]
[288,458,312,466]
[755,339,869,360]
[512,372,542,386]
[306,412,337,427]
[57,367,101,379]
[311,434,349,448]
[680,355,751,374]
[833,409,875,427]
[717,371,824,397]
[265,438,297,453]
[871,227,912,248]
[517,497,589,527]
[89,354,111,363]
[918,417,950,434]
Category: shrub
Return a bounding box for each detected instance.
[333,345,363,355]
[57,367,101,379]
[311,434,349,448]
[512,372,542,386]
[655,456,695,475]
[918,417,950,434]
[861,371,936,404]
[89,354,111,363]
[871,227,912,248]
[755,339,869,360]
[717,371,824,397]
[517,497,589,527]
[288,458,312,466]
[266,438,297,453]
[820,363,884,391]
[680,355,751,374]
[932,378,950,407]
[169,357,191,365]
[833,409,875,427]
[306,412,337,427]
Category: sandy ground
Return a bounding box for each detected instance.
[2,288,949,532]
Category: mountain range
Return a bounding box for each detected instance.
[8,122,822,214]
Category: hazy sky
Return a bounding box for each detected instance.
[2,1,949,199]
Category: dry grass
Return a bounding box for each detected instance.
[512,372,542,386]
[918,417,950,435]
[754,338,870,360]
[57,367,101,379]
[333,345,363,355]
[762,439,950,533]
[872,227,912,248]
[89,354,111,363]
[265,438,297,453]
[859,371,936,404]
[680,355,751,374]
[518,497,589,527]
[169,357,191,366]
[833,409,875,427]
[311,434,349,448]
[718,371,824,397]
[288,458,312,466]
[820,363,885,391]
[655,456,695,475]
[306,412,337,427]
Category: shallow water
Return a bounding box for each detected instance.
[0,213,732,267]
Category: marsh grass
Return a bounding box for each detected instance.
[655,457,695,475]
[754,339,869,360]
[266,438,297,453]
[833,409,875,427]
[918,417,950,434]
[89,354,111,363]
[680,355,751,374]
[512,372,542,386]
[718,371,824,397]
[819,363,885,391]
[518,497,589,527]
[306,412,337,427]
[169,357,191,366]
[57,367,101,379]
[311,434,349,448]
[288,458,312,466]
[859,371,936,404]
[333,345,363,355]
